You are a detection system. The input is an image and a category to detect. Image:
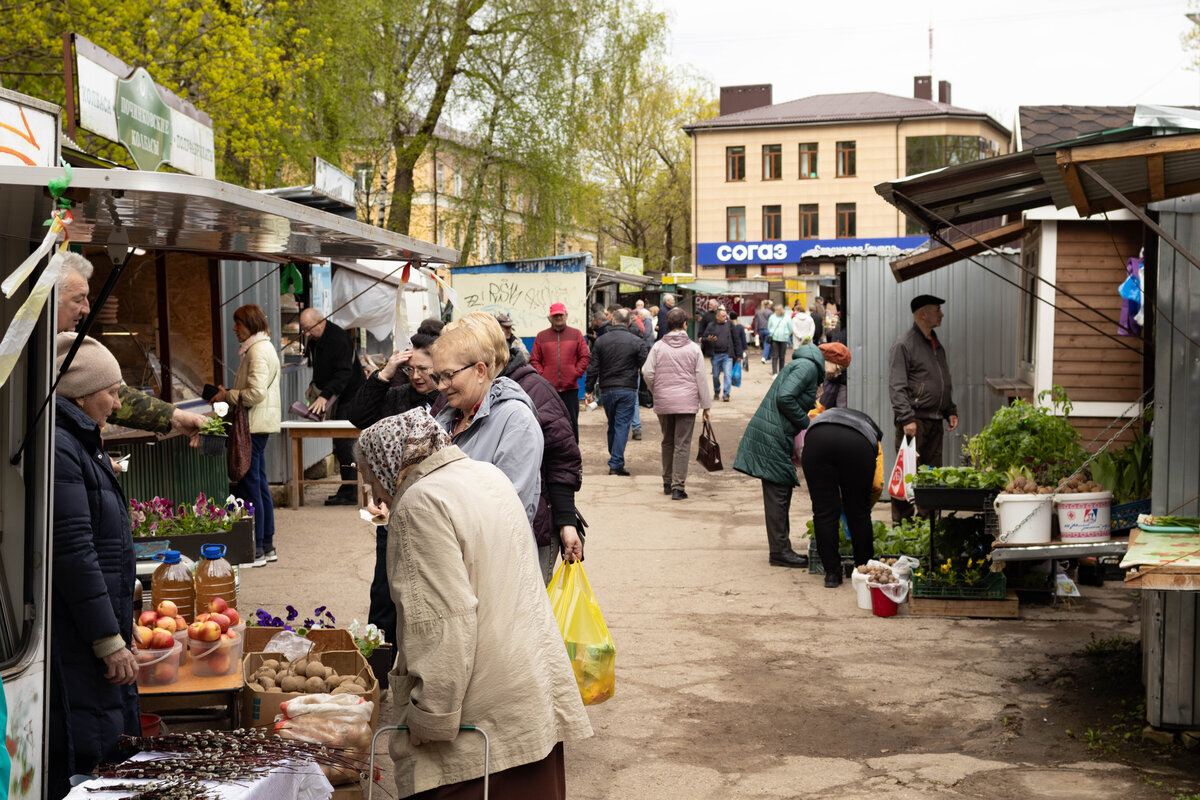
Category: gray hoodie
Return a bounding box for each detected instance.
[435,376,544,528]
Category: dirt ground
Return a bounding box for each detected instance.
[238,354,1200,799]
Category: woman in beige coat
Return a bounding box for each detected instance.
[212,304,280,567]
[355,408,592,799]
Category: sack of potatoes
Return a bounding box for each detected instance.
[245,655,371,695]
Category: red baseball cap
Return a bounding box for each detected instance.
[549,302,567,315]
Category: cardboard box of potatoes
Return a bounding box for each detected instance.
[242,650,380,730]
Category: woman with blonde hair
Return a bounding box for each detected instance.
[429,317,543,528]
[449,313,584,582]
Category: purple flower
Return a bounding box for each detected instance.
[314,606,326,616]
[286,605,298,621]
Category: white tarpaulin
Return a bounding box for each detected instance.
[330,260,439,342]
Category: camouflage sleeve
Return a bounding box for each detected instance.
[110,385,175,434]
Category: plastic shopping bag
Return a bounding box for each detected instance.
[887,436,917,502]
[731,360,742,387]
[547,561,615,705]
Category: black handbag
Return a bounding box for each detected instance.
[696,420,723,472]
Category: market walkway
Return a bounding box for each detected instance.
[241,354,1199,799]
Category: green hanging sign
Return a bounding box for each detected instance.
[114,67,171,171]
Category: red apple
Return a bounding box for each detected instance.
[149,629,175,650]
[156,600,178,619]
[208,613,230,633]
[134,625,154,647]
[196,620,221,642]
[154,616,177,634]
[152,662,176,684]
[195,613,210,624]
[208,597,229,614]
[187,621,206,640]
[138,610,159,628]
[224,608,240,626]
[207,651,231,675]
[220,630,238,641]
[174,615,187,630]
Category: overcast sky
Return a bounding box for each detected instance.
[651,0,1200,131]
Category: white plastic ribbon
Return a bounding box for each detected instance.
[0,247,71,389]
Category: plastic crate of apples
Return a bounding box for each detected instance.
[187,598,244,677]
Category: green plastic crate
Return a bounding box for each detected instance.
[911,570,1006,600]
[806,540,853,575]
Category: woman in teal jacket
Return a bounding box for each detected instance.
[732,344,825,568]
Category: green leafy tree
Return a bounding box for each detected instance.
[0,0,323,186]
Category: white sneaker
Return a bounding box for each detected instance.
[761,358,768,364]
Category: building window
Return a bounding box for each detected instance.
[724,265,747,279]
[453,172,462,196]
[726,206,746,241]
[799,204,819,238]
[762,144,782,180]
[726,146,745,181]
[436,163,445,193]
[836,141,856,177]
[836,203,856,238]
[354,162,374,193]
[905,135,993,176]
[762,205,782,240]
[798,143,818,179]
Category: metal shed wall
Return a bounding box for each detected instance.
[1149,199,1200,517]
[219,260,317,485]
[846,253,1021,462]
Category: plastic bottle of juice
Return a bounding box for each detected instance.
[150,550,195,623]
[194,543,237,615]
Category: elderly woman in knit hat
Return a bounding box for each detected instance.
[48,333,139,797]
[818,341,851,409]
[354,408,591,800]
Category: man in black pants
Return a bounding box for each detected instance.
[887,294,958,522]
[800,407,884,587]
[300,308,365,505]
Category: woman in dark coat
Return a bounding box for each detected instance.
[350,331,442,650]
[49,334,138,798]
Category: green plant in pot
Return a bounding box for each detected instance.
[1089,414,1152,504]
[966,386,1085,487]
[198,415,228,456]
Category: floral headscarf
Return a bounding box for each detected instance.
[357,407,451,493]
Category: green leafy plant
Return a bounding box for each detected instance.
[966,386,1086,485]
[911,465,1006,490]
[199,416,229,437]
[875,517,930,557]
[1090,422,1152,503]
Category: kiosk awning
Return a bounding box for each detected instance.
[0,166,458,263]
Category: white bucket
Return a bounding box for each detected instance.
[992,493,1054,544]
[851,570,872,610]
[1054,491,1112,542]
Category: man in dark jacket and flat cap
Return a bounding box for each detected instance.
[887,294,958,522]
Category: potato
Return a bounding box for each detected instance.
[291,658,308,674]
[247,681,263,691]
[261,677,276,691]
[262,659,280,671]
[331,685,351,695]
[325,666,335,678]
[280,675,306,693]
[324,675,343,691]
[342,684,367,695]
[352,675,367,688]
[305,662,326,679]
[304,675,326,693]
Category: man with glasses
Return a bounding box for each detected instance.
[300,308,366,505]
[585,308,649,476]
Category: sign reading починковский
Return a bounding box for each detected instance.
[115,68,171,171]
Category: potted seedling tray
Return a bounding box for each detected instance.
[912,486,999,512]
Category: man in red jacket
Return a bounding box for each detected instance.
[531,302,590,442]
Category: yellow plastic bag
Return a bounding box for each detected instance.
[547,561,615,705]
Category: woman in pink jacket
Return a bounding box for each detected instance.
[641,307,712,500]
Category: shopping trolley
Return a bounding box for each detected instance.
[368,724,491,800]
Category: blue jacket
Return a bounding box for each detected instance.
[435,377,544,528]
[50,397,138,779]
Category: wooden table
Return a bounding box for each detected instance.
[279,421,365,509]
[1121,528,1200,590]
[139,658,244,728]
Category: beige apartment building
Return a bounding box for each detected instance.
[684,80,1010,280]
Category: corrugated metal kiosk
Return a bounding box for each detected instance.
[874,116,1200,729]
[0,163,457,500]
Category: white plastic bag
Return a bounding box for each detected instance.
[867,579,910,604]
[265,629,315,663]
[887,437,917,502]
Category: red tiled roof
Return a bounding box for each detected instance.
[685,91,1007,135]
